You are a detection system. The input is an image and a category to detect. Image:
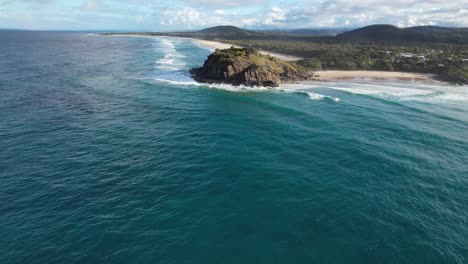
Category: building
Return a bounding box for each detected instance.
[399,53,416,58]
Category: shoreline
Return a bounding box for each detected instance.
[177,38,439,84]
[190,38,303,62]
[310,70,437,83]
[184,38,440,85]
[101,34,303,61]
[101,34,442,85]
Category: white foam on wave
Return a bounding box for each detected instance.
[153,76,272,92]
[399,84,468,102]
[154,38,186,71]
[156,38,175,52]
[326,82,435,96]
[145,68,268,91]
[148,70,194,85]
[280,87,341,102]
[306,92,340,102]
[281,80,468,103]
[422,92,468,102]
[322,81,468,103]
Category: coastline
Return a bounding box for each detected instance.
[101,34,440,85]
[188,39,438,84]
[101,34,302,61]
[311,70,437,83]
[190,39,303,62]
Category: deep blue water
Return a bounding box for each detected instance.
[0,31,467,264]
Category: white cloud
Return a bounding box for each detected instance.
[251,0,468,28]
[263,7,287,25]
[159,7,202,27]
[182,0,267,8]
[1,0,468,30]
[151,0,468,31]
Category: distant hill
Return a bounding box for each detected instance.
[197,26,347,37]
[109,24,468,45]
[198,26,248,34]
[337,24,468,44]
[254,28,349,36]
[286,28,349,36]
[191,24,468,44]
[166,25,323,41]
[0,29,29,31]
[194,25,255,38]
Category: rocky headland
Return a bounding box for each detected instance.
[190,47,311,87]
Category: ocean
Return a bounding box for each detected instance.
[0,31,467,264]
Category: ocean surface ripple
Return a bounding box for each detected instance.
[0,32,467,264]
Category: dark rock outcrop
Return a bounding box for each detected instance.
[190,47,310,87]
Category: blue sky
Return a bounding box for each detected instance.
[1,0,467,30]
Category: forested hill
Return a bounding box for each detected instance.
[105,24,468,44]
[195,26,257,38]
[197,26,346,37]
[337,25,468,44]
[169,24,468,44]
[155,26,324,41]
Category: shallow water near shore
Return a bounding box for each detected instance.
[1,32,467,264]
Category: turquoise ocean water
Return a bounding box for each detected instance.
[0,31,467,263]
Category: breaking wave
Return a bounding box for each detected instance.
[280,87,341,102]
[153,38,186,71]
[323,81,468,103]
[306,92,340,102]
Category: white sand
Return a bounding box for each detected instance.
[312,70,436,82]
[191,39,303,62]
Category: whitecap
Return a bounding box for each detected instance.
[280,86,340,102]
[153,38,187,71]
[322,81,468,103]
[306,92,340,102]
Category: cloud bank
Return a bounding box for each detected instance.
[0,0,467,30]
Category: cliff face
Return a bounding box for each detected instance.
[190,47,310,87]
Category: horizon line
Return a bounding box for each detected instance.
[2,24,467,32]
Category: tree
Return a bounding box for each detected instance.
[335,60,357,70]
[375,59,394,71]
[298,58,322,70]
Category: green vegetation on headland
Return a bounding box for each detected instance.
[104,24,468,84]
[190,47,310,87]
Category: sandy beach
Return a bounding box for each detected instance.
[191,39,303,62]
[312,70,436,83]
